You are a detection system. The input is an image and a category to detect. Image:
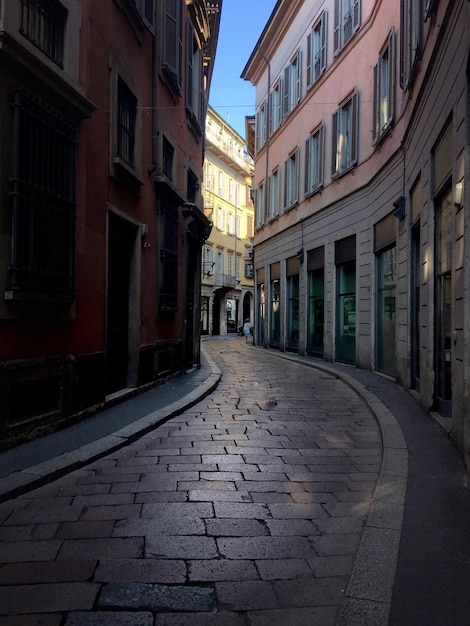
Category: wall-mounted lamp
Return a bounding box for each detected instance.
[454,180,464,207]
[296,247,304,264]
[392,196,406,220]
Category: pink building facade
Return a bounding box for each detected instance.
[242,0,470,456]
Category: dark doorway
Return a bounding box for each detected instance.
[106,214,135,394]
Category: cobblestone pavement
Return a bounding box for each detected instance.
[0,338,383,626]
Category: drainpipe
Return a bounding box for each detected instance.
[148,9,158,176]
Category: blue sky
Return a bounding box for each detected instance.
[209,0,278,138]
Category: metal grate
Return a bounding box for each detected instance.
[20,0,67,67]
[117,77,137,167]
[9,92,77,296]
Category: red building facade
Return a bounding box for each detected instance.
[0,0,221,448]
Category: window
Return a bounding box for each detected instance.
[218,171,224,198]
[256,101,267,152]
[283,49,302,118]
[307,11,328,87]
[255,183,265,228]
[227,254,233,276]
[424,0,438,20]
[331,91,359,177]
[270,81,283,135]
[135,0,154,30]
[333,0,361,55]
[287,273,300,349]
[20,0,68,67]
[284,149,300,209]
[205,162,214,191]
[305,124,325,195]
[203,246,213,275]
[236,215,241,238]
[247,215,254,238]
[236,257,241,281]
[117,77,137,168]
[268,168,280,219]
[227,212,235,235]
[228,178,236,204]
[217,206,225,231]
[187,168,199,203]
[373,31,396,143]
[186,19,205,131]
[163,0,183,92]
[162,137,174,180]
[159,205,179,312]
[216,251,224,281]
[8,92,76,297]
[400,0,423,89]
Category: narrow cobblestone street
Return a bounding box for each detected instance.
[0,338,384,625]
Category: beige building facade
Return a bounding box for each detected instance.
[201,106,255,336]
[242,0,470,456]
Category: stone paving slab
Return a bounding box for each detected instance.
[0,338,408,624]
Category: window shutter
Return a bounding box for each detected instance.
[186,22,193,113]
[372,61,378,142]
[283,66,290,116]
[388,29,396,126]
[283,159,288,210]
[331,109,339,175]
[351,92,359,165]
[319,124,325,186]
[321,11,328,73]
[353,0,361,33]
[164,0,178,74]
[306,32,312,87]
[304,137,310,195]
[333,0,341,55]
[296,50,302,104]
[295,147,301,203]
[255,110,261,152]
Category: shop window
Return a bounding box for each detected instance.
[307,247,325,356]
[286,260,300,350]
[270,278,281,346]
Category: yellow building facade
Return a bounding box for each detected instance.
[201,106,255,336]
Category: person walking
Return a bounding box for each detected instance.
[243,318,252,343]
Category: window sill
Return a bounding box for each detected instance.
[113,157,143,193]
[331,164,356,180]
[5,290,74,304]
